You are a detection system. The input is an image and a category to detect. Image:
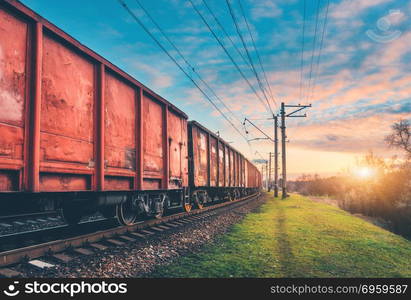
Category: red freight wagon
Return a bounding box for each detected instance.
[246,159,260,189]
[0,0,261,226]
[0,0,189,225]
[187,121,259,208]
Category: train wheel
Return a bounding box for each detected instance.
[116,199,137,226]
[153,194,167,219]
[62,205,82,226]
[224,191,232,202]
[193,191,206,209]
[183,196,192,212]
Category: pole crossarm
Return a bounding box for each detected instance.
[243,118,274,142]
[285,104,312,117]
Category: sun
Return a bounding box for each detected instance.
[355,167,375,179]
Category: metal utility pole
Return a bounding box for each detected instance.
[280,103,287,198]
[260,165,264,190]
[280,102,311,199]
[274,116,279,197]
[265,160,269,191]
[268,152,272,192]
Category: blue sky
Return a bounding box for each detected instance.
[20,0,411,177]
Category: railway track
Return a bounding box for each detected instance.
[0,192,260,276]
[0,218,117,252]
[0,211,59,224]
[0,210,108,237]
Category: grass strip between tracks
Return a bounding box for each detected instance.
[149,193,411,277]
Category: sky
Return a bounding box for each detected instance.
[20,0,411,178]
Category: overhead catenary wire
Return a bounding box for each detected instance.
[225,0,275,116]
[305,0,321,103]
[201,0,252,71]
[133,0,243,126]
[298,0,307,102]
[188,0,273,116]
[308,0,330,103]
[202,0,279,113]
[237,0,278,110]
[117,0,249,142]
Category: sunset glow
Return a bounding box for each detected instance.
[355,167,375,179]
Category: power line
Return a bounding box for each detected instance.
[237,0,278,110]
[308,0,330,103]
[133,0,243,126]
[201,0,252,71]
[117,0,249,142]
[225,0,275,116]
[299,0,307,102]
[202,0,277,110]
[188,0,273,116]
[305,0,321,103]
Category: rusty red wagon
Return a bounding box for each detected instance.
[0,0,261,225]
[187,121,260,209]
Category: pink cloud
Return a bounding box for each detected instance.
[330,0,392,20]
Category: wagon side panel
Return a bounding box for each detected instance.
[0,7,28,192]
[218,141,225,187]
[142,94,164,190]
[168,110,188,189]
[40,35,95,192]
[104,72,136,190]
[209,135,218,187]
[192,125,208,187]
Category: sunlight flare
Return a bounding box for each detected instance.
[355,167,375,179]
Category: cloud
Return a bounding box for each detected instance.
[363,31,411,67]
[128,61,173,89]
[249,0,283,20]
[287,111,411,155]
[330,0,392,20]
[325,134,339,141]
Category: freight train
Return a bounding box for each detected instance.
[0,0,262,225]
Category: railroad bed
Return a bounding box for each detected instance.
[0,193,261,278]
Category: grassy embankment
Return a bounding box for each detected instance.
[150,193,411,277]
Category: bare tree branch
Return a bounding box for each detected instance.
[385,120,411,156]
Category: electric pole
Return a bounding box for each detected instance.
[274,116,279,197]
[280,103,287,198]
[280,102,311,199]
[268,152,272,192]
[260,165,264,190]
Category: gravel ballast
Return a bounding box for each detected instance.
[13,195,266,278]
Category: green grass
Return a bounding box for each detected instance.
[149,193,411,278]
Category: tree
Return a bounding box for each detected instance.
[385,120,411,156]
